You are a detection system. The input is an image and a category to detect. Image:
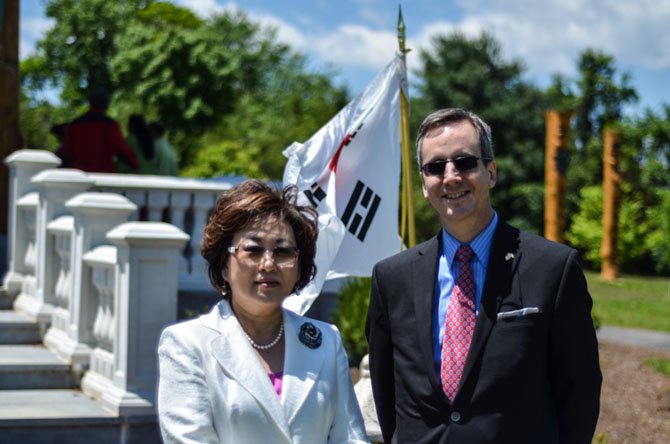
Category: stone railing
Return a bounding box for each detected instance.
[1,149,236,415]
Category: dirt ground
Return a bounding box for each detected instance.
[595,341,670,444]
[351,340,670,443]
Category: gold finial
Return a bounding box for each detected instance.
[397,5,410,54]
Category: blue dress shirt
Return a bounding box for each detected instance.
[432,212,498,372]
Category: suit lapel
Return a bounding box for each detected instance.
[281,310,326,424]
[411,236,442,391]
[460,222,521,389]
[204,301,292,443]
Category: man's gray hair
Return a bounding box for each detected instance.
[415,108,494,167]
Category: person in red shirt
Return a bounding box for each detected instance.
[61,88,139,173]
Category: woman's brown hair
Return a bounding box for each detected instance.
[201,179,318,297]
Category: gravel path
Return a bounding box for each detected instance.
[595,340,670,443]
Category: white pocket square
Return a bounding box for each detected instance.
[496,307,542,320]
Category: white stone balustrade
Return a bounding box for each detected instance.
[87,173,228,290]
[3,150,61,296]
[4,151,234,307]
[81,222,189,415]
[13,169,94,326]
[44,193,137,371]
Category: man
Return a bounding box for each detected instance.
[366,108,601,443]
[61,88,139,173]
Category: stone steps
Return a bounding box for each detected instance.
[0,390,160,444]
[0,344,75,390]
[0,310,42,344]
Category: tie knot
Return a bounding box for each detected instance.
[456,244,474,264]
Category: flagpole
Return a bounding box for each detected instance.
[398,5,416,247]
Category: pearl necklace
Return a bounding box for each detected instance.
[244,320,284,350]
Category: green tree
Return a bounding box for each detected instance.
[411,32,547,238]
[111,7,289,158]
[24,0,152,107]
[568,49,638,195]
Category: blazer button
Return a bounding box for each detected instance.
[450,411,461,422]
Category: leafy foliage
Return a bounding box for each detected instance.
[331,278,371,366]
[566,50,639,197]
[566,186,654,274]
[28,0,152,107]
[111,8,287,157]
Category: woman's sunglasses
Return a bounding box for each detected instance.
[420,155,491,177]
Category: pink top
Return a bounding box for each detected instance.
[268,371,284,398]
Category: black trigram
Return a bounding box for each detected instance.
[341,180,381,242]
[304,183,326,207]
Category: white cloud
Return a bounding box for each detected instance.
[250,14,308,49]
[424,0,670,77]
[177,0,228,17]
[312,25,397,70]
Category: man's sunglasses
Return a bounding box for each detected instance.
[420,155,491,177]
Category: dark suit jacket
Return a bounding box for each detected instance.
[366,221,602,444]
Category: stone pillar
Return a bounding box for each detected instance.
[544,110,574,243]
[14,169,92,325]
[354,354,383,443]
[600,128,622,280]
[90,222,188,415]
[44,193,136,370]
[3,150,61,295]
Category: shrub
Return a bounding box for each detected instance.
[331,277,371,367]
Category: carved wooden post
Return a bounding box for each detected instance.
[544,110,574,243]
[600,128,622,280]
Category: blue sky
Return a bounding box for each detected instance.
[20,0,670,115]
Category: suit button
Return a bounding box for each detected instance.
[450,411,461,422]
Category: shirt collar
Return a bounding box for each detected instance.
[440,211,498,266]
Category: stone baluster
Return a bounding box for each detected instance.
[146,189,170,222]
[354,354,383,443]
[13,169,93,328]
[3,150,61,296]
[168,190,192,278]
[44,215,74,350]
[82,245,117,399]
[180,191,215,291]
[15,193,38,299]
[44,193,136,371]
[82,222,188,415]
[123,190,147,221]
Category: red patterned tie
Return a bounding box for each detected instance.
[441,244,476,402]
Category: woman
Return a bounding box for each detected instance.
[157,179,369,444]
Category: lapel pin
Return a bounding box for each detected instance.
[299,322,322,349]
[505,253,515,261]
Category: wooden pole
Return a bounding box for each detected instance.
[397,5,416,247]
[600,128,622,280]
[1,0,21,239]
[543,110,574,243]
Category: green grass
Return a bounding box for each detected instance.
[643,358,670,377]
[585,271,670,332]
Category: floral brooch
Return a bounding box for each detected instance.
[298,322,322,349]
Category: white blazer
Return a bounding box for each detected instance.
[157,299,369,444]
